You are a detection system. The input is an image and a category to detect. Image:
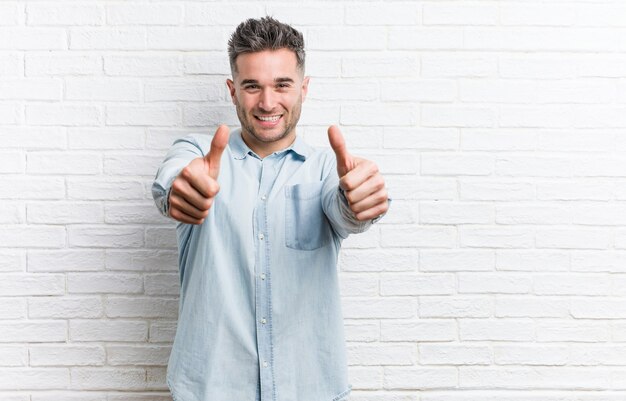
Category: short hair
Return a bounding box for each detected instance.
[227,16,306,75]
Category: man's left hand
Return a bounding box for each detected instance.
[328,125,389,221]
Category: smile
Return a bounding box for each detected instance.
[255,115,282,122]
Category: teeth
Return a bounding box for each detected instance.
[257,115,281,122]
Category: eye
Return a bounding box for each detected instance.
[244,84,259,90]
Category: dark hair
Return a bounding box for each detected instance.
[228,16,305,74]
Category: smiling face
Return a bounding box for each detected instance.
[226,48,309,157]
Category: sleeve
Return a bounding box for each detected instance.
[151,135,206,219]
[321,151,390,239]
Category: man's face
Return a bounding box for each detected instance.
[226,48,309,152]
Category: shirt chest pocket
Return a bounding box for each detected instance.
[284,182,331,251]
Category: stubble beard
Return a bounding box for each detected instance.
[236,95,303,145]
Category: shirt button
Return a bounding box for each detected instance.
[261,318,266,324]
[260,273,266,280]
[263,361,268,368]
[258,233,264,240]
[261,195,267,201]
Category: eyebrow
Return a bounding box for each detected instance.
[240,77,295,86]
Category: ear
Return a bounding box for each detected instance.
[301,76,310,102]
[226,78,237,105]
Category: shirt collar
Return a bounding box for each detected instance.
[229,128,313,161]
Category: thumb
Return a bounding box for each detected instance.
[206,124,230,179]
[328,125,353,177]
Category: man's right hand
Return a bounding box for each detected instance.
[169,125,230,225]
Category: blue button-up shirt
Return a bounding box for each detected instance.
[152,128,382,401]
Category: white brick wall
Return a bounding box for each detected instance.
[2,0,626,399]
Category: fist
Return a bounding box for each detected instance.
[328,125,389,221]
[169,125,230,225]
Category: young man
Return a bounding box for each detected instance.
[152,16,389,401]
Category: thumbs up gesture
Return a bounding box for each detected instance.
[169,125,230,225]
[328,125,389,221]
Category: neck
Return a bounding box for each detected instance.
[240,129,296,158]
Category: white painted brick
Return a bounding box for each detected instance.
[147,27,227,50]
[70,28,146,50]
[0,177,65,200]
[420,250,495,272]
[340,249,418,272]
[536,228,611,250]
[537,321,610,342]
[0,103,20,125]
[105,297,178,318]
[145,227,177,249]
[26,104,102,126]
[380,274,455,296]
[0,79,61,100]
[104,203,163,224]
[349,366,383,390]
[381,80,456,102]
[106,105,179,126]
[307,27,387,51]
[421,53,497,78]
[105,54,181,76]
[501,3,577,26]
[71,368,146,390]
[384,366,458,389]
[343,298,416,319]
[0,297,26,319]
[461,130,536,151]
[28,250,103,273]
[460,227,534,249]
[0,274,64,296]
[186,3,266,25]
[0,346,27,366]
[107,393,170,401]
[107,4,182,25]
[26,52,102,76]
[495,297,570,318]
[28,296,103,319]
[70,320,147,342]
[68,127,144,150]
[144,273,179,296]
[572,251,626,273]
[459,273,532,294]
[422,154,494,176]
[0,3,19,26]
[348,343,416,366]
[421,392,626,401]
[0,202,24,225]
[0,227,66,249]
[27,202,102,224]
[68,226,144,248]
[494,344,568,365]
[342,53,419,78]
[379,200,418,225]
[308,79,378,101]
[460,319,535,341]
[389,27,464,50]
[421,202,494,224]
[345,321,379,342]
[0,368,68,390]
[535,274,610,296]
[67,273,143,294]
[183,52,229,75]
[419,344,491,365]
[0,52,21,76]
[381,320,457,342]
[423,3,498,26]
[385,177,457,200]
[0,127,66,149]
[27,3,103,26]
[346,2,420,25]
[0,152,25,173]
[31,393,105,401]
[571,299,626,319]
[0,250,24,272]
[420,297,492,318]
[339,273,378,297]
[144,80,224,102]
[307,126,383,149]
[422,105,496,128]
[104,153,164,177]
[27,151,101,175]
[0,28,66,50]
[383,128,458,150]
[107,345,171,366]
[105,250,178,272]
[0,321,67,342]
[459,367,610,390]
[30,345,105,366]
[539,130,614,152]
[148,321,176,343]
[496,203,570,225]
[183,103,238,127]
[460,179,534,201]
[66,78,141,101]
[569,345,626,366]
[67,177,145,201]
[368,153,418,175]
[381,226,456,248]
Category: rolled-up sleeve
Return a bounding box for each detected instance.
[151,135,206,218]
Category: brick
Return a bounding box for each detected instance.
[494,344,568,365]
[183,52,229,75]
[105,54,181,76]
[70,320,147,342]
[460,227,534,248]
[0,28,66,50]
[104,203,164,224]
[537,321,609,342]
[341,104,415,126]
[0,321,67,342]
[496,204,570,225]
[66,78,141,101]
[71,368,146,390]
[389,27,463,50]
[0,3,19,26]
[265,3,343,25]
[70,28,146,50]
[459,273,532,294]
[347,343,416,366]
[148,321,177,343]
[340,249,417,272]
[28,296,103,319]
[461,129,537,151]
[422,105,496,128]
[182,104,238,127]
[349,366,383,390]
[0,152,25,173]
[496,297,569,318]
[0,127,66,149]
[572,299,626,319]
[0,79,61,100]
[144,80,224,102]
[345,321,379,342]
[420,250,494,272]
[381,226,456,248]
[343,298,415,319]
[0,250,24,272]
[67,177,145,201]
[0,202,25,224]
[105,250,178,272]
[384,367,458,389]
[342,53,418,78]
[381,80,456,102]
[381,320,456,342]
[185,3,266,25]
[459,367,610,390]
[501,3,577,26]
[68,127,144,150]
[106,345,171,366]
[339,273,378,297]
[105,297,177,319]
[572,251,626,273]
[385,177,457,201]
[0,368,69,390]
[106,105,179,126]
[308,79,378,102]
[497,250,569,272]
[147,27,227,50]
[420,297,492,318]
[0,52,21,76]
[104,153,164,177]
[30,345,105,366]
[0,103,20,125]
[422,154,494,176]
[421,53,497,78]
[0,345,27,366]
[68,226,144,248]
[308,27,387,51]
[28,250,104,272]
[67,273,143,294]
[380,274,454,296]
[536,228,611,250]
[27,151,101,175]
[460,179,534,201]
[26,52,102,76]
[145,227,177,249]
[423,3,498,25]
[460,319,535,341]
[26,201,102,225]
[107,4,182,25]
[420,344,491,365]
[144,274,179,296]
[346,3,420,25]
[0,227,66,249]
[26,104,102,126]
[421,202,494,224]
[0,177,65,200]
[27,3,103,26]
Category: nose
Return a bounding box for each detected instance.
[258,88,277,112]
